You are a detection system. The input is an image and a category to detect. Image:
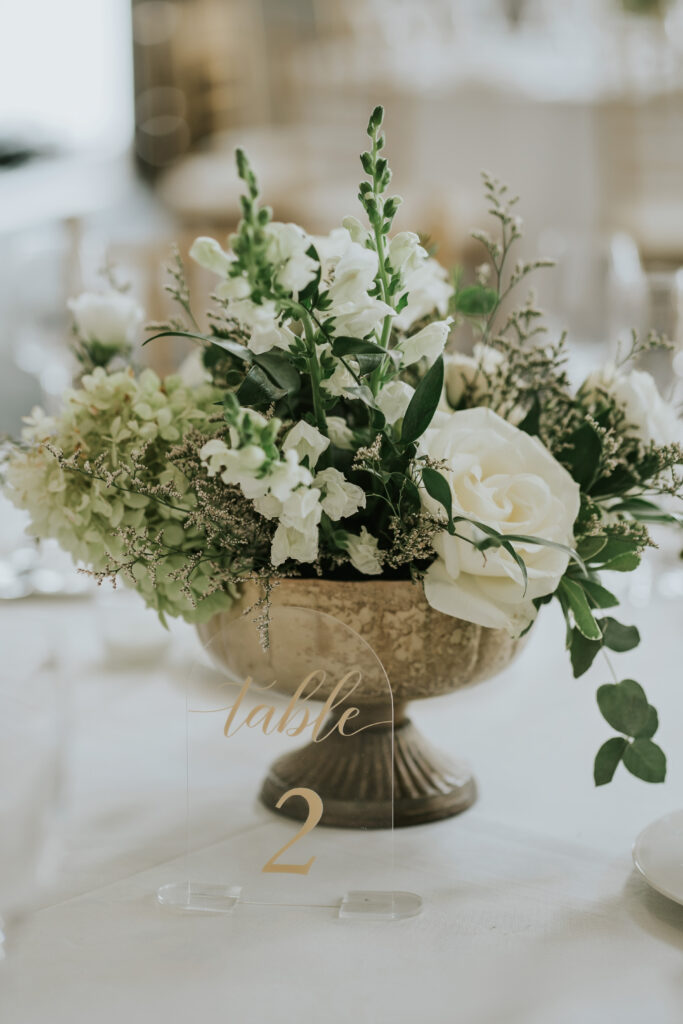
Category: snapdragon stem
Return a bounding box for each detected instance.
[297,305,328,443]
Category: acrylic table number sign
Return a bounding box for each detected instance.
[157,605,422,920]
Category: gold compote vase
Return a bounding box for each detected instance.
[198,579,523,829]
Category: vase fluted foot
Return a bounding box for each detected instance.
[259,709,477,829]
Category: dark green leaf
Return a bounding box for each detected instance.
[594,737,628,786]
[601,552,641,572]
[454,285,498,316]
[601,617,640,653]
[558,578,602,640]
[517,396,541,437]
[565,422,602,489]
[596,679,649,736]
[252,351,301,394]
[570,629,602,677]
[400,356,444,445]
[581,580,619,609]
[236,365,287,408]
[636,705,659,739]
[332,337,387,357]
[577,535,608,560]
[623,739,666,783]
[422,467,454,532]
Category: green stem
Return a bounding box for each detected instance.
[298,306,328,441]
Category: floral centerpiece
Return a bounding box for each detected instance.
[5,108,681,790]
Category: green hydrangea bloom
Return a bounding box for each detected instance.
[5,367,234,623]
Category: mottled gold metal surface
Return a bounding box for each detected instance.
[198,578,523,702]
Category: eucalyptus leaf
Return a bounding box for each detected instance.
[600,617,640,653]
[623,739,666,783]
[636,705,659,740]
[570,628,602,677]
[596,679,649,736]
[594,737,627,786]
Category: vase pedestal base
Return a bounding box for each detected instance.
[259,709,477,829]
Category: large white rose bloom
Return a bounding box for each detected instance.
[420,408,581,636]
[582,363,680,447]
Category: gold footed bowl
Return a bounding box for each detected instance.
[198,579,523,829]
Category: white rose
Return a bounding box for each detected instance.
[314,467,366,520]
[343,526,383,575]
[265,222,318,295]
[326,416,355,450]
[583,363,680,447]
[420,407,581,636]
[399,318,453,367]
[443,344,503,408]
[376,380,415,424]
[283,421,330,468]
[68,291,143,346]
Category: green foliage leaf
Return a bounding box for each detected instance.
[332,337,387,358]
[454,285,498,316]
[252,351,301,395]
[400,356,444,445]
[558,578,602,640]
[577,535,608,561]
[564,422,602,489]
[623,739,666,783]
[600,617,640,653]
[422,467,454,532]
[570,629,602,677]
[594,737,628,786]
[236,365,287,409]
[596,679,649,736]
[517,396,541,437]
[601,552,641,572]
[636,705,659,739]
[580,580,619,609]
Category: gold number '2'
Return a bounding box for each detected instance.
[261,787,323,875]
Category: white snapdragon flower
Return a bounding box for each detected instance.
[265,222,318,295]
[314,468,366,520]
[341,215,370,246]
[199,439,311,504]
[343,527,383,575]
[399,318,453,367]
[189,236,235,277]
[388,232,451,332]
[325,233,395,339]
[326,416,355,450]
[257,449,312,502]
[321,355,357,398]
[68,291,143,346]
[376,380,415,424]
[226,298,296,356]
[282,421,330,468]
[271,487,323,566]
[582,363,680,447]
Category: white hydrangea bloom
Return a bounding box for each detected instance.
[282,421,330,468]
[344,526,383,575]
[314,467,366,520]
[68,291,143,346]
[399,318,453,367]
[375,380,415,424]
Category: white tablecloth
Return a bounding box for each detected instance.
[1,569,682,1024]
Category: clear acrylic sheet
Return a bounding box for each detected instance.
[157,604,421,920]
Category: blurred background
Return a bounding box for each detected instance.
[2,0,683,433]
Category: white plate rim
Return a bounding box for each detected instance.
[632,809,683,906]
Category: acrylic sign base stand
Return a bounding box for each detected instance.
[156,605,422,921]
